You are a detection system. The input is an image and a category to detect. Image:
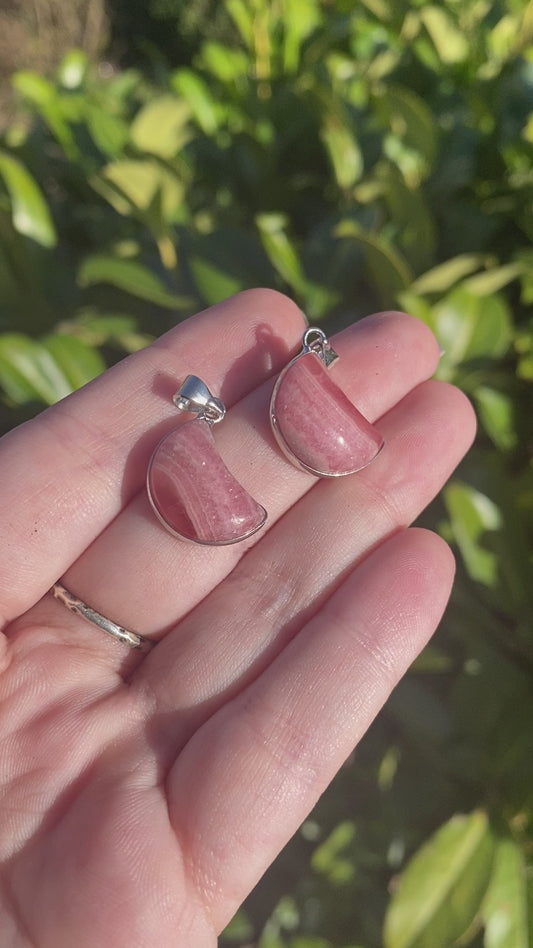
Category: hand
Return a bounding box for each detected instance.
[0,290,475,947]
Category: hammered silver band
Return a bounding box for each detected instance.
[53,584,152,652]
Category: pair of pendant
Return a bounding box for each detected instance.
[147,328,384,545]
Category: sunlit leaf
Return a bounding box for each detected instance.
[366,49,402,81]
[432,288,512,376]
[85,105,130,157]
[171,70,219,135]
[377,746,401,792]
[225,0,255,48]
[0,150,57,248]
[358,0,394,21]
[130,95,192,158]
[312,822,357,885]
[259,895,300,948]
[474,387,517,452]
[95,160,184,220]
[411,645,453,674]
[487,15,520,66]
[42,335,105,390]
[12,71,78,159]
[464,263,525,297]
[65,313,152,353]
[444,482,502,586]
[282,0,323,72]
[57,49,89,90]
[376,85,437,173]
[420,6,469,64]
[256,213,307,295]
[0,334,72,405]
[482,837,529,948]
[396,292,436,333]
[410,255,486,295]
[78,255,189,309]
[320,119,363,189]
[190,256,245,306]
[384,811,495,948]
[200,42,250,82]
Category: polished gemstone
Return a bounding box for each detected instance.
[147,419,266,544]
[271,350,384,476]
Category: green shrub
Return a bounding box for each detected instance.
[0,1,531,945]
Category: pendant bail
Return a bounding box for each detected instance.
[173,375,226,424]
[302,327,339,368]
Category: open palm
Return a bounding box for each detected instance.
[0,291,475,947]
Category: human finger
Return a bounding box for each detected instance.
[167,528,455,932]
[0,289,305,626]
[36,311,441,649]
[139,379,474,720]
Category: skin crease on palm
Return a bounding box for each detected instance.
[0,290,476,947]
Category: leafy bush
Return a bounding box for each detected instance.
[0,0,532,945]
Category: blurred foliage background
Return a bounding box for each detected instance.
[0,0,532,945]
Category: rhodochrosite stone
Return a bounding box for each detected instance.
[147,419,266,544]
[271,351,383,476]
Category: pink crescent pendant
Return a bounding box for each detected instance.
[270,328,384,477]
[147,377,266,545]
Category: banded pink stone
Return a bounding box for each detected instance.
[271,350,383,476]
[147,419,266,544]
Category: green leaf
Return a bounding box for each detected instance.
[411,645,453,674]
[444,483,502,586]
[410,255,486,295]
[377,85,437,174]
[65,313,152,353]
[85,104,130,157]
[396,292,436,333]
[320,119,364,189]
[420,6,469,64]
[130,95,192,158]
[432,288,512,375]
[95,160,184,220]
[57,49,89,90]
[384,811,495,948]
[12,71,78,159]
[0,150,57,248]
[312,821,357,885]
[335,220,413,305]
[78,256,189,309]
[359,0,393,21]
[42,335,105,390]
[482,837,529,948]
[225,0,255,48]
[463,263,525,297]
[379,165,436,270]
[282,0,323,72]
[190,256,245,306]
[259,895,301,948]
[171,70,219,135]
[0,334,72,405]
[256,213,307,295]
[200,42,250,83]
[474,387,517,452]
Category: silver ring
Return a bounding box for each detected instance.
[53,584,152,653]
